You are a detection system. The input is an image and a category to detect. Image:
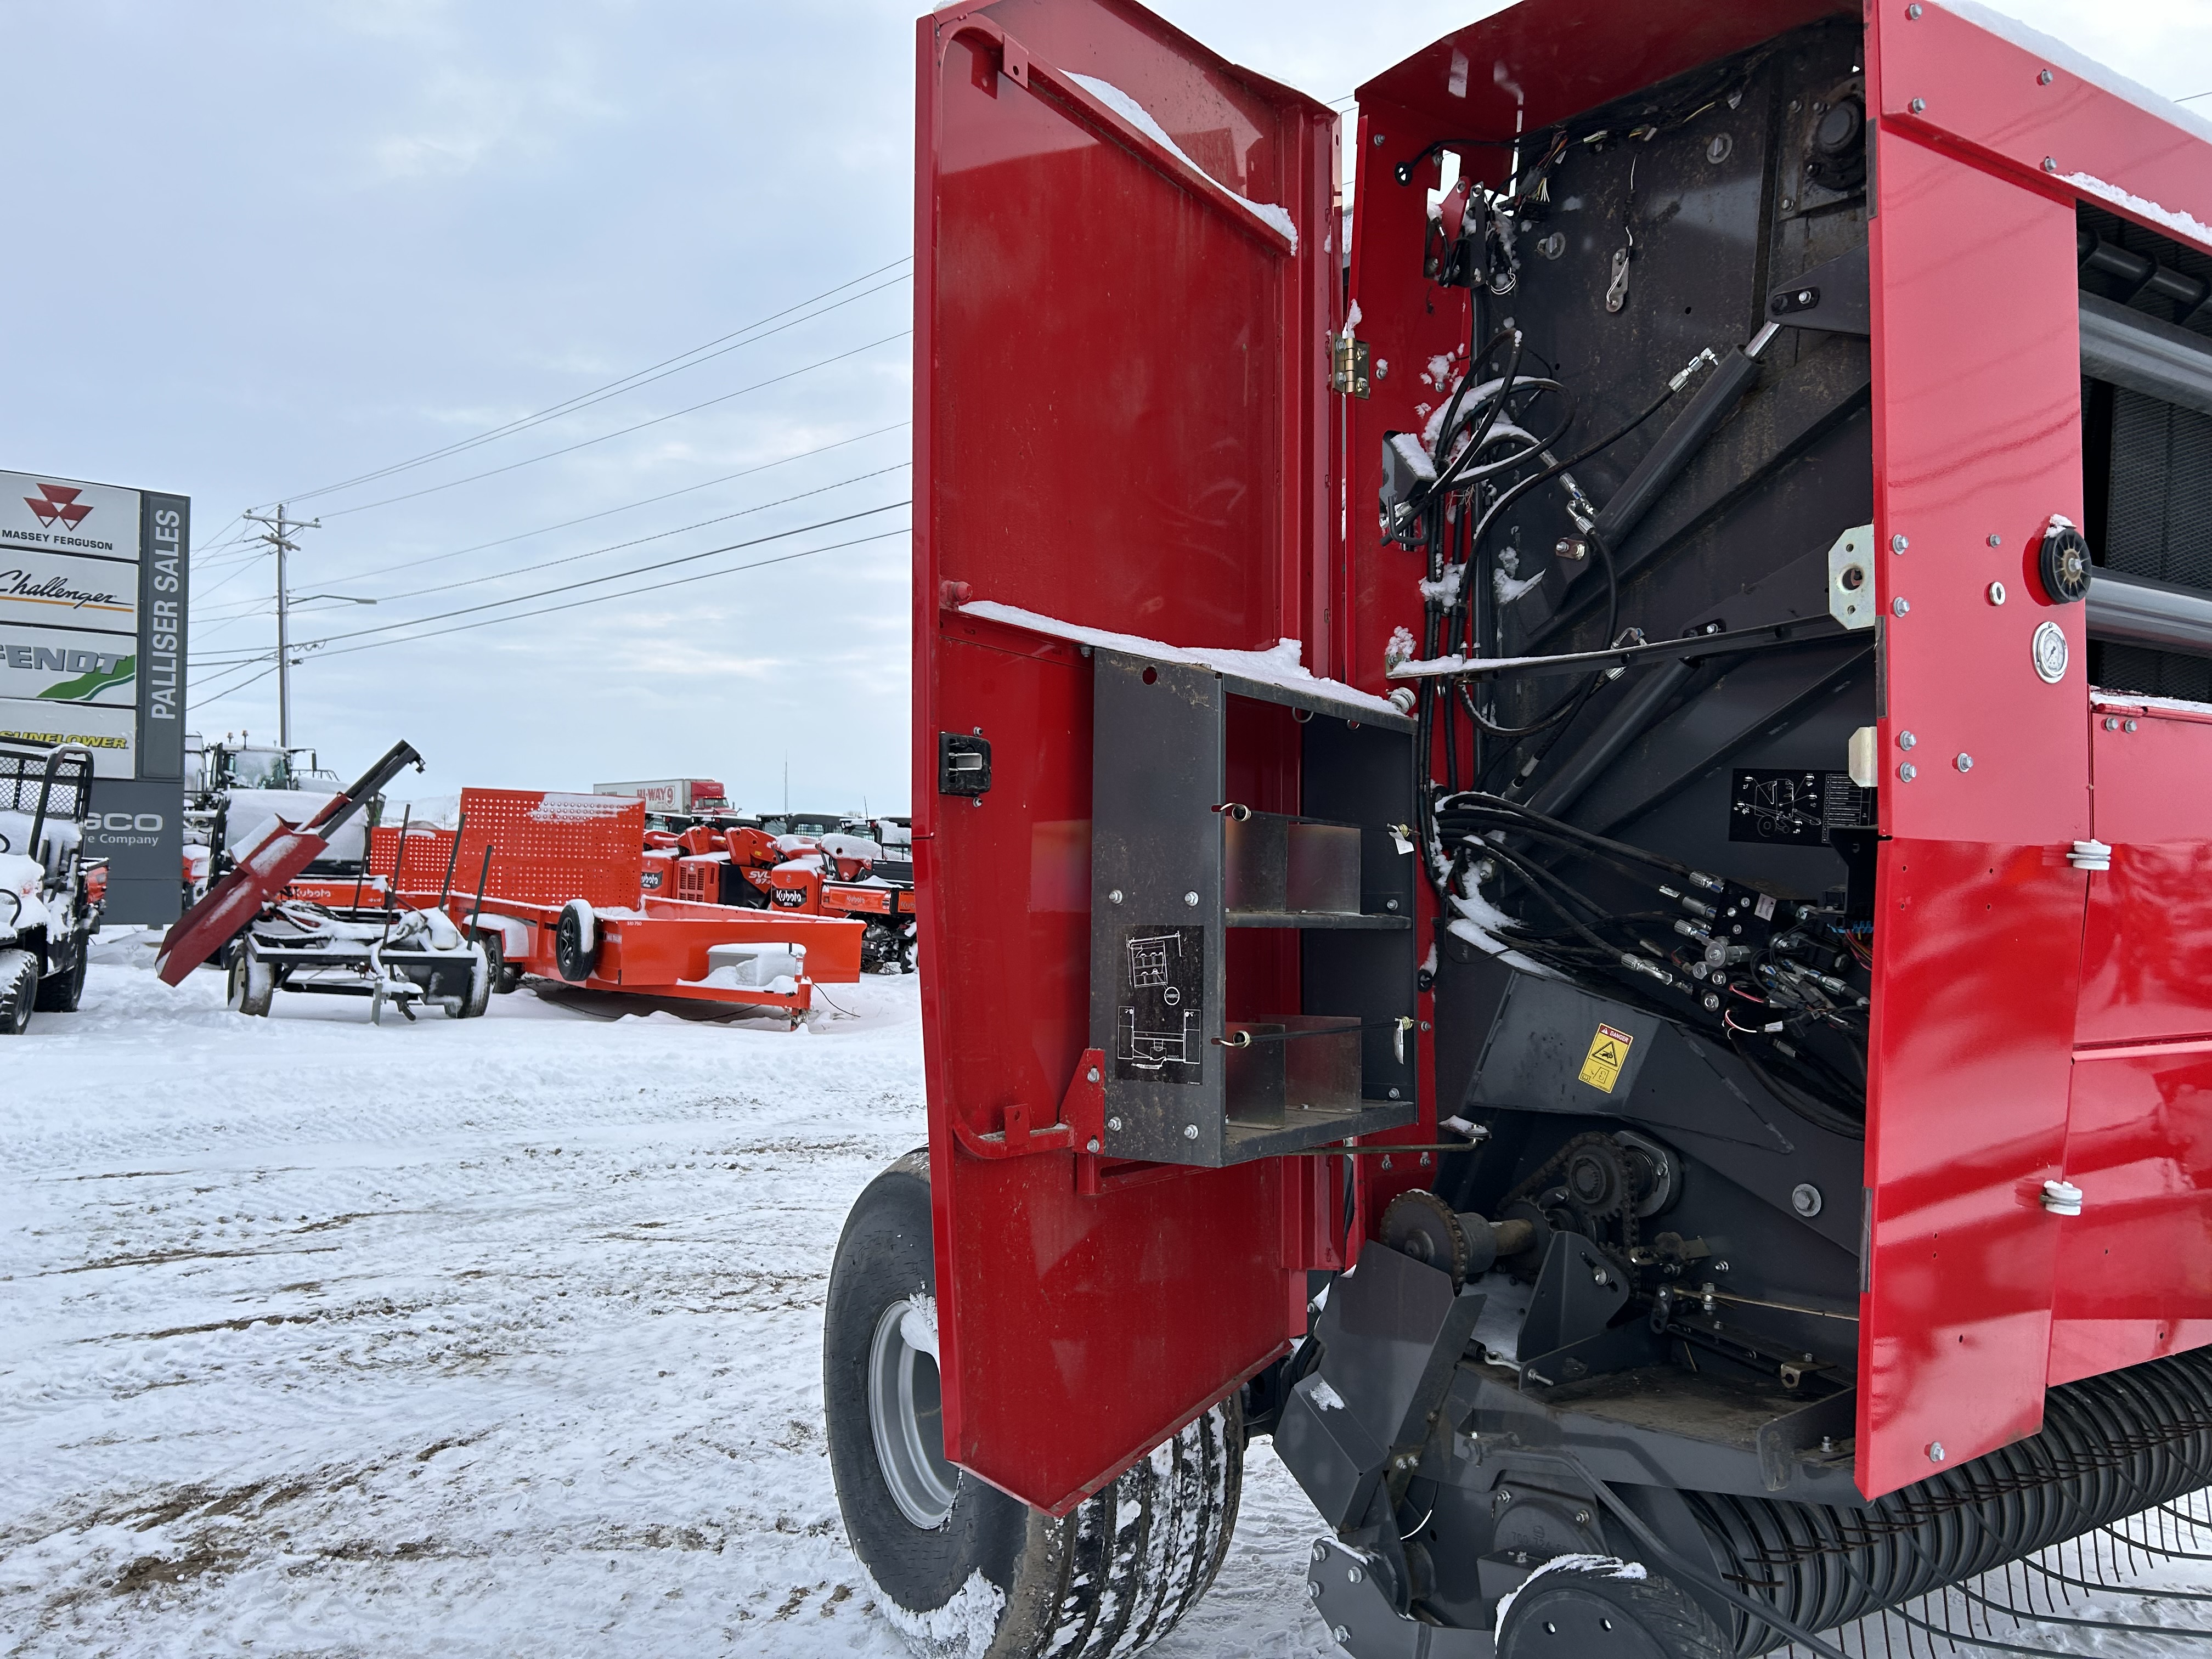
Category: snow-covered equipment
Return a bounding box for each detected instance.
[826,3,2212,1657]
[224,898,490,1024]
[647,820,918,974]
[183,735,385,911]
[368,787,868,1022]
[0,741,105,1035]
[156,740,425,986]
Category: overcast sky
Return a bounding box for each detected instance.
[3,0,2207,816]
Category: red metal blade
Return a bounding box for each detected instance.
[155,823,331,985]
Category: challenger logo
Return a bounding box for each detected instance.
[22,484,92,530]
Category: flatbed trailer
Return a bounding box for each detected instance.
[820,3,2212,1656]
[370,789,865,1019]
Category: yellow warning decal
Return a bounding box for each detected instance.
[1578,1024,1634,1093]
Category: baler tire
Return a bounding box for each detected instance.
[553,900,598,983]
[226,940,275,1018]
[0,951,36,1035]
[1497,1561,1729,1659]
[825,1149,1242,1659]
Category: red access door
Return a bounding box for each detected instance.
[912,1,1338,1513]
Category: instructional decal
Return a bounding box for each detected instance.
[1578,1023,1634,1094]
[1729,768,1877,845]
[1115,924,1204,1085]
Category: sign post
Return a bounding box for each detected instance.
[0,469,189,924]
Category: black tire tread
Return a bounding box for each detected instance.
[0,952,35,1034]
[32,944,87,1012]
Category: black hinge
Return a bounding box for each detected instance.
[939,732,991,796]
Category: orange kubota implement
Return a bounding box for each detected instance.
[371,787,866,1019]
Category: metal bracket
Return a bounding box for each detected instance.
[1331,334,1372,398]
[950,1047,1105,1161]
[1826,524,1877,630]
[1307,1536,1487,1658]
[1767,246,1870,336]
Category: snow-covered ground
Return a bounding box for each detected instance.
[0,943,1336,1657]
[7,943,2211,1657]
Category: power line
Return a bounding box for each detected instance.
[308,420,909,590]
[314,329,911,520]
[222,524,910,674]
[191,500,911,663]
[257,257,913,510]
[191,458,909,623]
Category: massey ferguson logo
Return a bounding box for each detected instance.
[23,485,92,531]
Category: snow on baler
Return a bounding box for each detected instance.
[823,2,2212,1655]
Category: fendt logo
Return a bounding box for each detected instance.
[23,485,92,531]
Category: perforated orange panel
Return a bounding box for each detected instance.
[437,788,645,911]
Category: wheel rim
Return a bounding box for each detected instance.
[867,1297,958,1529]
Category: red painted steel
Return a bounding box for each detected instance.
[2050,1038,2212,1386]
[916,0,1337,1513]
[1880,2,2212,261]
[2049,703,2212,1380]
[1856,20,2097,1494]
[2078,702,2212,1045]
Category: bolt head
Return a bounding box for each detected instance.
[1893,596,1911,617]
[1929,1441,1947,1462]
[2044,156,2058,172]
[1085,1137,1101,1153]
[1900,762,1918,782]
[1348,1566,1363,1583]
[1108,888,1124,905]
[1906,2,1922,15]
[2105,717,2120,732]
[1592,1266,1610,1285]
[2126,719,2140,733]
[1988,581,2006,605]
[1956,753,1974,773]
[1108,1116,1123,1131]
[1313,1543,1328,1562]
[1183,1123,1199,1140]
[1909,97,1926,114]
[1793,1182,1825,1217]
[1335,1629,1352,1644]
[1308,1581,1322,1599]
[1899,730,1917,749]
[1183,890,1199,907]
[1989,533,2004,548]
[1086,1066,1100,1084]
[2039,69,2054,84]
[1891,533,1910,554]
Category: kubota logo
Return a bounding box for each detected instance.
[23,485,91,530]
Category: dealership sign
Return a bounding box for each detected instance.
[0,470,189,923]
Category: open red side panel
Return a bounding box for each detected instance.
[912,0,1336,1513]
